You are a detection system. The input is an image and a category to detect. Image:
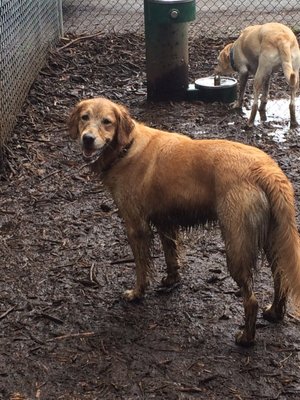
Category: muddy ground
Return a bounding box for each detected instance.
[1,32,300,400]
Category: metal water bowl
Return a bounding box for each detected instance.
[195,76,237,103]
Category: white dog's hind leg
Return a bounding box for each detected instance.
[259,74,271,122]
[289,83,299,128]
[248,65,269,127]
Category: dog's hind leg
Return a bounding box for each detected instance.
[158,228,181,287]
[263,225,287,322]
[218,185,269,346]
[289,83,299,128]
[248,61,272,127]
[263,270,287,322]
[123,219,153,301]
[224,239,258,347]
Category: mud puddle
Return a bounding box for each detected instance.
[244,97,300,143]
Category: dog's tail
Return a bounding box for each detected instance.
[254,163,300,312]
[278,41,297,87]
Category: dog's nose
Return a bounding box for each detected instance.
[82,133,95,148]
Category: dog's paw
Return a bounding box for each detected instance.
[243,122,254,131]
[259,110,267,122]
[122,289,143,302]
[235,330,255,347]
[161,272,181,288]
[290,121,299,129]
[263,305,285,323]
[232,101,243,110]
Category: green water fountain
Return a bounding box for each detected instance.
[144,0,195,101]
[144,0,237,103]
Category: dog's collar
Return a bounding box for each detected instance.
[229,47,237,71]
[91,138,134,175]
[116,139,134,161]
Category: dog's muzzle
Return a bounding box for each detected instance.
[81,133,110,163]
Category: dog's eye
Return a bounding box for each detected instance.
[81,114,89,121]
[102,118,112,125]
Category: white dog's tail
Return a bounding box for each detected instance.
[279,41,297,87]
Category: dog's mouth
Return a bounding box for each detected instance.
[82,148,104,163]
[82,139,112,163]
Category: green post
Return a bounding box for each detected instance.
[144,0,195,101]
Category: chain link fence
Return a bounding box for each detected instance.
[0,0,62,150]
[62,0,300,38]
[1,0,300,155]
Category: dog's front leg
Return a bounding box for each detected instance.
[123,220,153,301]
[234,70,248,109]
[247,81,260,127]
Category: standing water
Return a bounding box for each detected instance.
[244,97,300,143]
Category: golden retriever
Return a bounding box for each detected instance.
[69,97,300,346]
[215,22,300,128]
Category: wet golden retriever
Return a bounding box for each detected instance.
[69,97,300,346]
[215,22,300,128]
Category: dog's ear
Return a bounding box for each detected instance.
[222,43,233,65]
[68,103,81,140]
[115,104,135,146]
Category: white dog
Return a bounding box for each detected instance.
[215,22,300,128]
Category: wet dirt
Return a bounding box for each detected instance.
[1,32,300,400]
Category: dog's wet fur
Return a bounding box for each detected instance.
[69,97,300,346]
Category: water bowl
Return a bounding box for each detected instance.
[192,76,237,103]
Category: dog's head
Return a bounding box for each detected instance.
[68,97,134,161]
[215,43,234,75]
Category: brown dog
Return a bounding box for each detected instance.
[215,22,300,128]
[69,97,300,346]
